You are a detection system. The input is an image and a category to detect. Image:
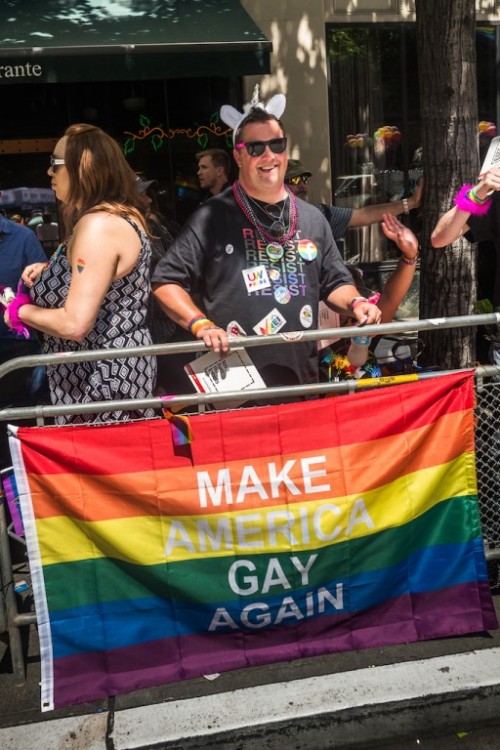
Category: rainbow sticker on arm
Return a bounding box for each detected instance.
[76,258,86,273]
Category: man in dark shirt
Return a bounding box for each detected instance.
[196,149,232,199]
[152,93,381,394]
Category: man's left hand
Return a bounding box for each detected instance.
[352,301,382,326]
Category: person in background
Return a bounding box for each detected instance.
[9,213,26,225]
[35,211,60,257]
[137,176,178,393]
[0,197,48,467]
[430,169,500,369]
[318,212,419,380]
[196,148,232,198]
[4,123,157,425]
[27,208,44,231]
[285,159,423,244]
[152,87,381,400]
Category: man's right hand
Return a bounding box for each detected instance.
[195,324,230,354]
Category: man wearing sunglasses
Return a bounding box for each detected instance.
[152,91,381,399]
[285,159,423,248]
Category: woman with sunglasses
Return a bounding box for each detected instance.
[152,91,381,400]
[4,123,156,424]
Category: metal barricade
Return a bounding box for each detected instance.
[1,311,500,685]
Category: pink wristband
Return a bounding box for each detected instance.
[6,288,32,339]
[454,184,492,215]
[350,296,368,311]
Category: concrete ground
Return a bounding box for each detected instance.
[1,549,500,750]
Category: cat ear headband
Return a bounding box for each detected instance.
[220,84,286,147]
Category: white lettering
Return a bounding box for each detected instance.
[0,62,43,79]
[262,558,292,594]
[208,583,344,631]
[236,465,268,503]
[291,554,317,585]
[314,503,342,541]
[301,456,330,494]
[197,468,232,508]
[235,514,264,548]
[317,584,343,612]
[228,559,258,595]
[197,518,232,552]
[197,455,330,509]
[164,520,195,556]
[268,460,300,496]
[347,498,375,535]
[267,510,298,546]
[228,555,317,597]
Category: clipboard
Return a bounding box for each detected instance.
[184,347,266,407]
[479,135,500,176]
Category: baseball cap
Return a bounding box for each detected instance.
[285,159,312,181]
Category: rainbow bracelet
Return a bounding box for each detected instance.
[454,184,492,215]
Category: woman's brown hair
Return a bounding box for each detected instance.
[61,123,149,235]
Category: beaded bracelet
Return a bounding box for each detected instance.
[399,252,419,266]
[187,314,208,332]
[191,318,217,336]
[454,184,492,216]
[402,198,410,215]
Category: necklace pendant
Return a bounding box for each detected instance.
[266,242,284,262]
[270,220,285,239]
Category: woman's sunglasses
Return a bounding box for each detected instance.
[50,155,65,172]
[235,137,287,157]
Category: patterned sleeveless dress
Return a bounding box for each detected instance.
[31,218,157,425]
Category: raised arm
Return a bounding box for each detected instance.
[431,168,500,247]
[348,178,423,229]
[378,213,419,323]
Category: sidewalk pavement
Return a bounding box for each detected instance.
[1,551,500,750]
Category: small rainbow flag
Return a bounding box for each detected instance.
[9,371,497,711]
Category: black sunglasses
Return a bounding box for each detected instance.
[235,137,287,157]
[50,155,65,172]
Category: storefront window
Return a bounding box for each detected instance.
[328,23,498,264]
[0,76,239,227]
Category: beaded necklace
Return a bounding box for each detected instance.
[232,180,298,246]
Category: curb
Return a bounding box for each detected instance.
[2,648,500,750]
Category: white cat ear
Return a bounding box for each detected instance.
[220,105,244,130]
[265,94,286,120]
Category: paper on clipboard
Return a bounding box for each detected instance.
[184,347,266,406]
[317,301,341,350]
[479,135,500,176]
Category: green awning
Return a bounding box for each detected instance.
[0,0,271,84]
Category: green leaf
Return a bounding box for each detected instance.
[123,138,135,156]
[151,134,164,152]
[139,114,151,129]
[197,134,209,149]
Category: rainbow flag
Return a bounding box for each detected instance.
[9,371,497,711]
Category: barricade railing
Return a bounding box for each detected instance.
[1,312,500,685]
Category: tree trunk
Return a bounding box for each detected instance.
[415,0,478,368]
